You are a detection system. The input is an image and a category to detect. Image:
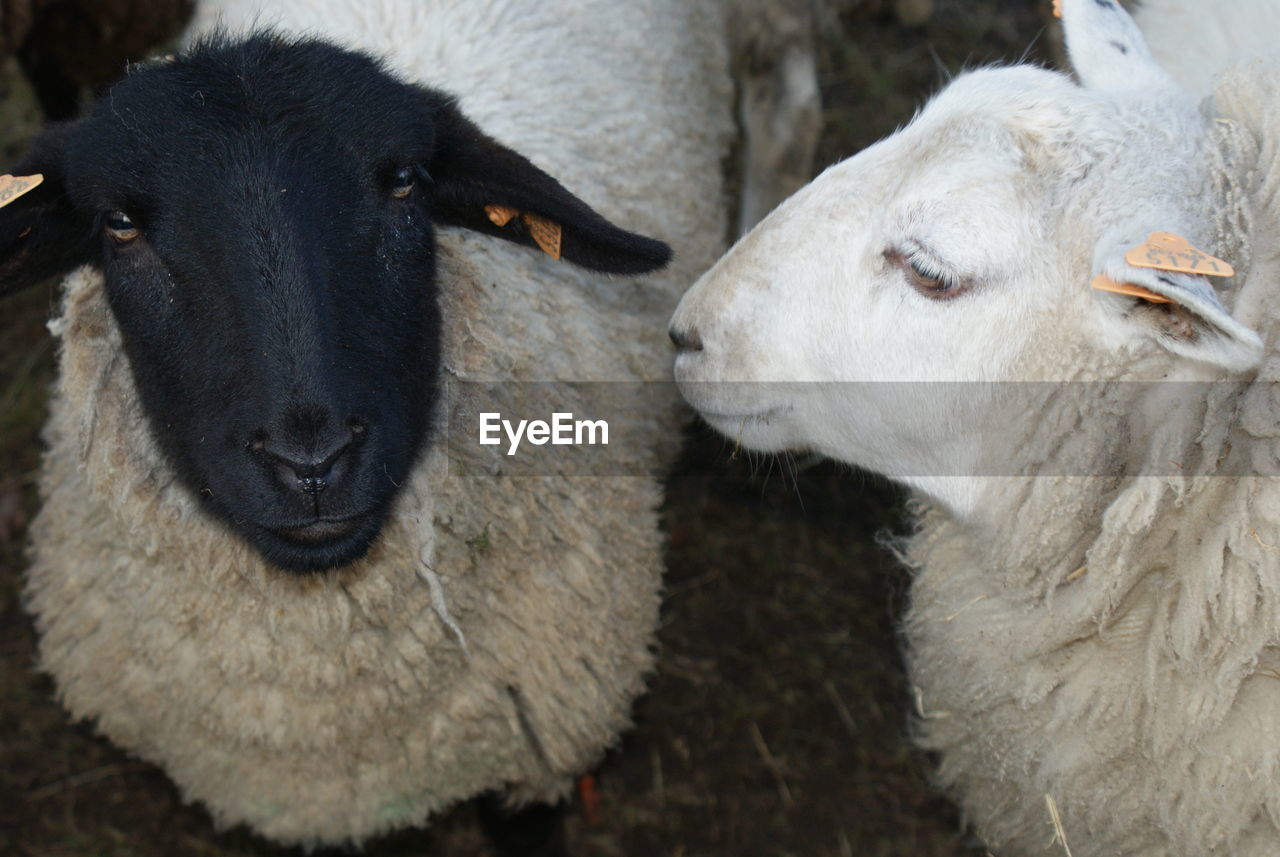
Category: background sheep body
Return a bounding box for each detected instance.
[25,0,734,845]
[1133,0,1280,98]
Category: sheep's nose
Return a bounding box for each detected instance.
[669,325,703,354]
[253,427,360,496]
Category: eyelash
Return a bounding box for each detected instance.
[884,247,968,300]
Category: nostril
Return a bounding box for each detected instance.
[669,326,703,353]
[296,475,327,496]
[270,455,334,495]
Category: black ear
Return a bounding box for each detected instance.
[425,98,672,275]
[0,123,97,299]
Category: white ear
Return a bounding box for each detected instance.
[1059,0,1177,94]
[1092,230,1263,372]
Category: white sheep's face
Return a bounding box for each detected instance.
[670,0,1264,513]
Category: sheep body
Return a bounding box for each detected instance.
[26,0,733,846]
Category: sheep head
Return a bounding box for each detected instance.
[0,34,670,572]
[670,0,1263,517]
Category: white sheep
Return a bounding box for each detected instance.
[671,1,1280,854]
[9,0,737,847]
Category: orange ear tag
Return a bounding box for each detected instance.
[0,173,43,208]
[1091,233,1233,304]
[521,211,562,260]
[483,204,563,260]
[485,204,518,227]
[1052,0,1062,18]
[1124,232,1235,277]
[1090,274,1171,304]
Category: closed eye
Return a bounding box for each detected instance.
[883,247,970,300]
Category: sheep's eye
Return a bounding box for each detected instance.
[104,211,139,244]
[885,248,967,300]
[390,167,415,199]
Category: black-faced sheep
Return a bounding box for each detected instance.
[2,0,734,847]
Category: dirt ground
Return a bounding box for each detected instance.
[0,4,1056,856]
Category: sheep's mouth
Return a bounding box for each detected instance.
[253,510,389,573]
[274,517,364,545]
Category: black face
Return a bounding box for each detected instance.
[0,35,670,572]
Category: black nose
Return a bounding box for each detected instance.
[253,428,359,496]
[669,325,703,353]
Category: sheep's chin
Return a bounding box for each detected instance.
[696,406,796,453]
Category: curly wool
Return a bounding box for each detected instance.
[24,0,734,847]
[902,61,1280,857]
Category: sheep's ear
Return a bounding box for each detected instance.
[424,98,672,275]
[0,123,97,299]
[1091,230,1263,372]
[1059,0,1177,94]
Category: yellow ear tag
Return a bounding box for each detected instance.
[1125,232,1235,277]
[0,173,43,208]
[1090,274,1172,304]
[1052,0,1062,18]
[485,204,518,227]
[521,211,562,260]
